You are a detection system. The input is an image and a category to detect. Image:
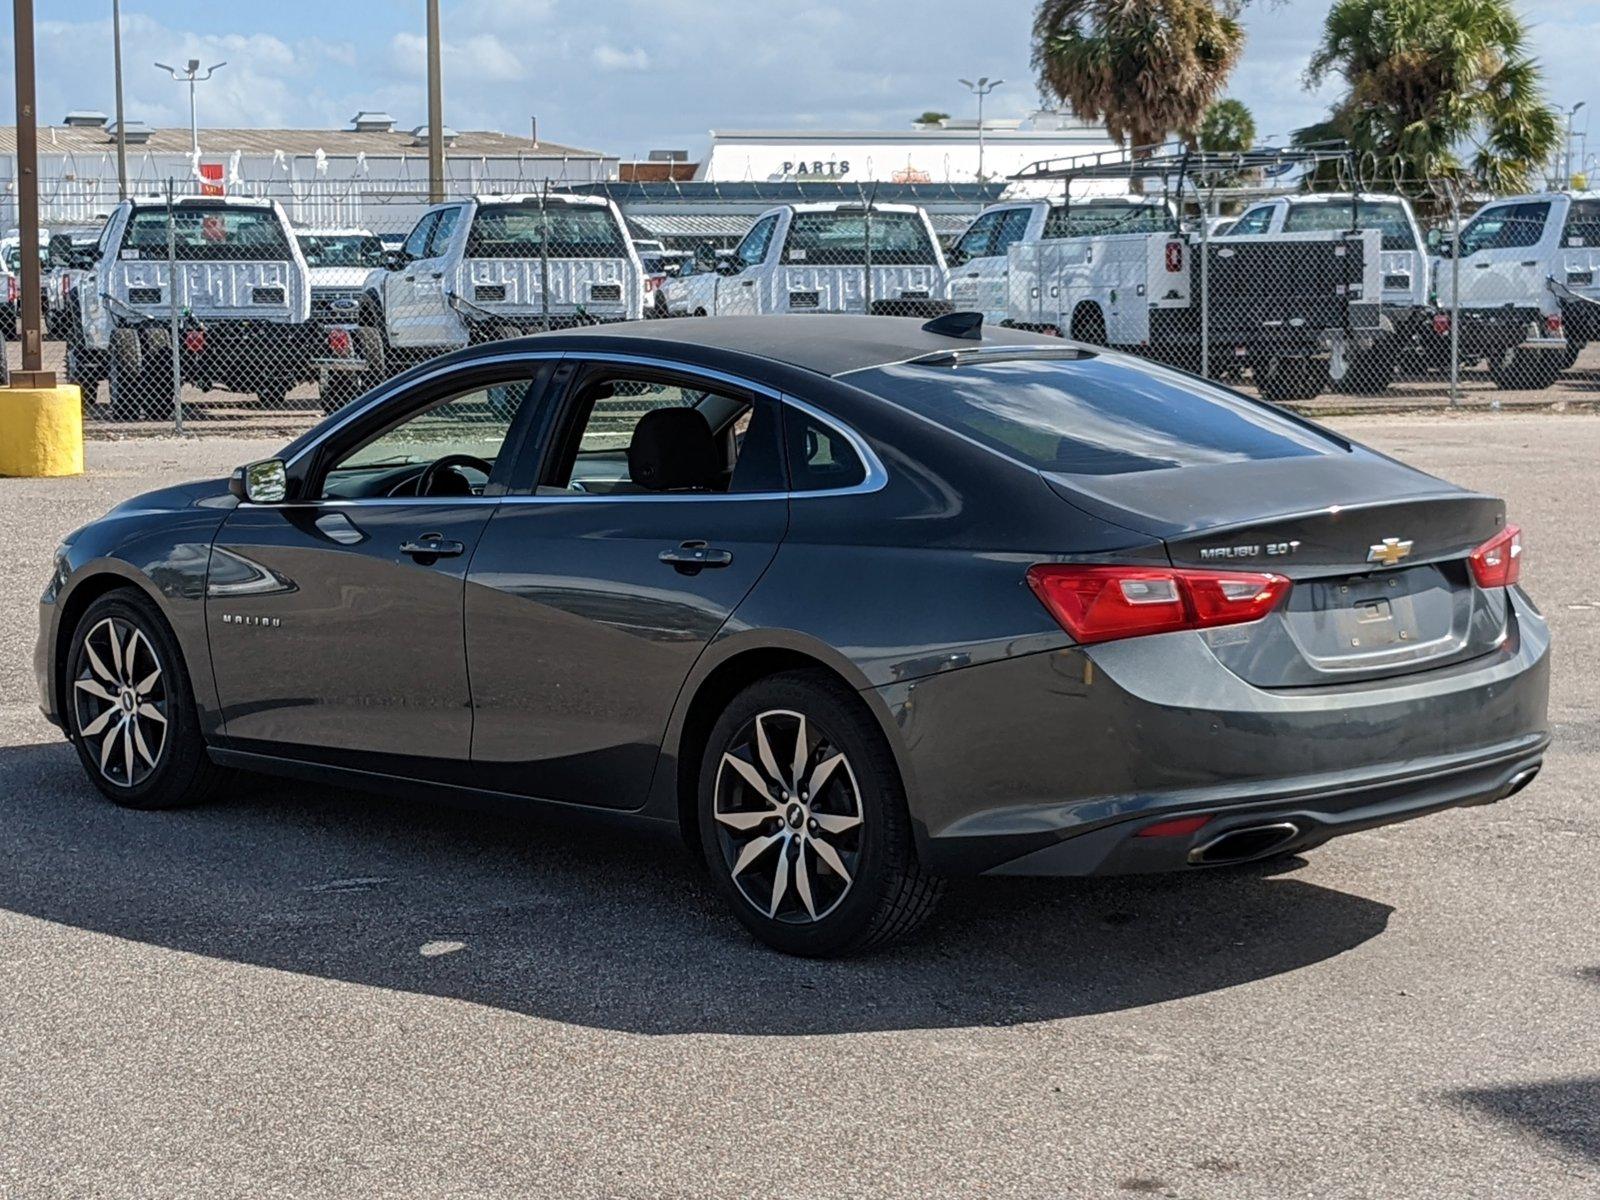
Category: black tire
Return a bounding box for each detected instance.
[137,327,173,419]
[1070,304,1107,347]
[1338,342,1398,395]
[319,372,361,415]
[1256,355,1329,403]
[64,590,232,810]
[107,327,143,419]
[355,317,388,385]
[1490,348,1563,391]
[697,670,942,957]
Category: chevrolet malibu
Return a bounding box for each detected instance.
[36,314,1551,956]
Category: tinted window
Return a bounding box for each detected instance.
[1227,207,1275,236]
[298,233,386,268]
[427,207,462,256]
[121,206,291,261]
[1459,202,1551,255]
[953,210,1002,261]
[1042,202,1170,239]
[784,406,866,491]
[783,210,937,265]
[464,203,626,258]
[996,207,1033,249]
[403,212,440,260]
[1283,200,1416,251]
[1563,199,1600,246]
[848,356,1336,477]
[735,215,778,267]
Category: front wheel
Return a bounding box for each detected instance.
[697,671,942,956]
[65,590,231,809]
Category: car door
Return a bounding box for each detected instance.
[716,213,780,315]
[464,356,790,808]
[1453,200,1552,308]
[383,210,441,347]
[208,358,556,772]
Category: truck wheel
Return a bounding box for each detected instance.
[1490,348,1563,391]
[107,328,144,419]
[1561,339,1585,370]
[1338,343,1398,395]
[355,318,388,386]
[319,373,361,415]
[1256,356,1329,404]
[1069,304,1107,347]
[136,328,174,420]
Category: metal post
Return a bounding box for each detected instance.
[10,0,50,383]
[538,182,551,332]
[1450,194,1461,409]
[165,178,184,433]
[187,74,198,158]
[862,200,873,315]
[426,0,445,204]
[113,0,128,198]
[1199,184,1210,380]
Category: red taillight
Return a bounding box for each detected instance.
[6,275,16,304]
[645,274,664,294]
[61,274,71,300]
[183,328,206,354]
[1468,524,1522,589]
[1136,814,1213,839]
[1026,564,1292,645]
[1432,312,1451,336]
[1165,241,1184,273]
[1544,313,1563,337]
[327,327,353,356]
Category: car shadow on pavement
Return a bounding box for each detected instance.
[1451,1077,1600,1166]
[0,740,1394,1036]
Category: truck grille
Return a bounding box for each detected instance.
[128,287,162,305]
[588,283,622,302]
[252,286,286,305]
[310,287,361,321]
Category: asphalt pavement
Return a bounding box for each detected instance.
[1,417,1596,1198]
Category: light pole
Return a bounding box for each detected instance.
[1564,101,1587,186]
[155,58,227,158]
[426,0,444,203]
[958,76,1004,182]
[113,0,127,198]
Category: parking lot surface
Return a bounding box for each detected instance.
[1,416,1596,1199]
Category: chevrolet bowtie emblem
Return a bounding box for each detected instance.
[1367,537,1414,567]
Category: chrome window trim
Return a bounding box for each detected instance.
[270,347,887,507]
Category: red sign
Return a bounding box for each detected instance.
[199,162,224,196]
[1164,241,1184,273]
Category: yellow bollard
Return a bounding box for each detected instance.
[0,384,85,477]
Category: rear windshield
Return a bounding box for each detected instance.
[465,203,628,258]
[122,206,292,261]
[849,355,1336,476]
[782,211,937,266]
[1284,201,1416,251]
[1042,202,1171,239]
[1564,199,1600,246]
[298,233,386,268]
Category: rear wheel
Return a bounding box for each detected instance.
[65,591,231,810]
[1490,347,1563,391]
[355,316,388,386]
[698,671,942,957]
[319,371,362,415]
[1338,342,1398,394]
[1255,355,1329,403]
[106,327,144,419]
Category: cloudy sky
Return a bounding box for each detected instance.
[10,0,1597,163]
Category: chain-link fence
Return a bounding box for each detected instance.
[5,170,1598,434]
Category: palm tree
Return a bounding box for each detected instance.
[1197,98,1257,152]
[1305,0,1559,194]
[1032,0,1246,152]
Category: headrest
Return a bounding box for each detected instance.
[627,407,719,491]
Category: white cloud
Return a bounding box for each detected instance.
[591,44,650,72]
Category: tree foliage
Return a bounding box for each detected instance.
[913,111,951,127]
[1197,98,1257,152]
[1032,0,1246,150]
[1305,0,1560,193]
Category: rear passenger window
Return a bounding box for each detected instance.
[785,407,866,492]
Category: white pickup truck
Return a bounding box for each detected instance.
[1006,220,1383,402]
[1431,191,1600,389]
[67,196,311,416]
[343,193,642,391]
[946,195,1171,326]
[1225,193,1428,391]
[660,202,948,317]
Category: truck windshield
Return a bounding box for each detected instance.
[1283,201,1416,251]
[1042,203,1171,239]
[465,204,628,258]
[122,206,292,261]
[298,233,386,268]
[783,211,937,265]
[847,355,1335,476]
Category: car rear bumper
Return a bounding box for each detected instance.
[886,587,1551,877]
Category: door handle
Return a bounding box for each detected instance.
[659,540,733,573]
[401,535,465,561]
[740,279,755,286]
[1474,262,1492,268]
[1519,260,1538,268]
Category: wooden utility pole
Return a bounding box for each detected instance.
[426,0,445,203]
[10,0,53,384]
[113,0,128,198]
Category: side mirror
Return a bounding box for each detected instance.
[1431,230,1453,258]
[230,459,289,504]
[716,252,742,276]
[381,248,409,271]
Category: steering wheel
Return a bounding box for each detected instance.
[416,453,493,498]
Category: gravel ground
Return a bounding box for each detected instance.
[0,416,1596,1199]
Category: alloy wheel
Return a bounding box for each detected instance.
[712,708,865,924]
[72,616,169,789]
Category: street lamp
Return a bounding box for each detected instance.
[1564,101,1587,186]
[155,58,227,157]
[958,76,1004,182]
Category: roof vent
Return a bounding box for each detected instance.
[64,110,109,128]
[349,110,396,134]
[106,120,153,145]
[647,148,689,162]
[411,124,459,148]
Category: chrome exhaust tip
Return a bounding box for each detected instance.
[1502,766,1540,799]
[1188,821,1302,867]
